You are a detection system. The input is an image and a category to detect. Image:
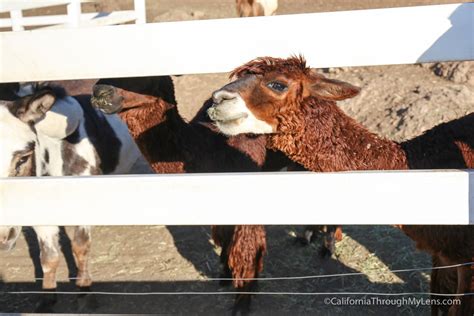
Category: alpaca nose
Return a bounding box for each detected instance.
[92,84,115,98]
[212,90,239,105]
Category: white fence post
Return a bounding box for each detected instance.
[10,9,24,31]
[66,0,82,28]
[134,0,147,24]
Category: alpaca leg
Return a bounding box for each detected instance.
[34,226,60,313]
[229,225,266,315]
[219,248,232,286]
[294,225,318,245]
[72,226,92,288]
[211,225,234,286]
[334,225,343,242]
[320,225,341,258]
[0,226,22,251]
[34,226,60,290]
[233,281,256,316]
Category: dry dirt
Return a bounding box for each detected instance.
[1,0,473,315]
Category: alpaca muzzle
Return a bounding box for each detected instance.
[207,106,248,123]
[91,84,123,114]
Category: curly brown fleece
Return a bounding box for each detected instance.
[224,56,474,314]
[212,225,266,288]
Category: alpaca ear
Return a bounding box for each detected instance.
[35,96,83,139]
[311,78,360,101]
[14,91,56,123]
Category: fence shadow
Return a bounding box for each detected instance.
[0,226,432,315]
[340,225,431,291]
[418,3,473,62]
[166,226,217,277]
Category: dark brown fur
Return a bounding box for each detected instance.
[217,56,474,314]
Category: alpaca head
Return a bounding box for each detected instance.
[0,88,56,177]
[207,56,360,136]
[91,77,176,115]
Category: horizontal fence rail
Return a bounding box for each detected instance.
[0,170,472,225]
[0,3,473,82]
[0,0,91,13]
[0,0,145,32]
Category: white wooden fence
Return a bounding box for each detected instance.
[0,0,146,32]
[0,3,473,225]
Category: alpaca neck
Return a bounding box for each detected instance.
[119,100,179,138]
[268,99,408,172]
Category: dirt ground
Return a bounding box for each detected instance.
[1,0,473,315]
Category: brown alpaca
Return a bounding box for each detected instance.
[236,0,278,17]
[91,76,288,314]
[208,56,474,315]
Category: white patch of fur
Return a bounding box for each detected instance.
[32,99,146,176]
[35,96,83,139]
[33,226,60,244]
[257,0,278,16]
[103,113,148,174]
[36,133,65,175]
[35,101,93,176]
[33,226,60,268]
[0,105,37,177]
[209,95,274,136]
[72,123,98,175]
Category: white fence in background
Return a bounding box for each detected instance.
[1,3,473,82]
[0,0,146,32]
[0,3,473,225]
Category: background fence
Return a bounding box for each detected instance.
[0,0,146,31]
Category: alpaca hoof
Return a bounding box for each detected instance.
[75,275,92,288]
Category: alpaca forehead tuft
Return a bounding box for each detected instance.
[230,56,309,79]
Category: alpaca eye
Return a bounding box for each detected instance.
[16,156,29,168]
[267,82,288,92]
[15,153,32,172]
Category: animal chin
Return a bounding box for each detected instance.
[214,112,248,124]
